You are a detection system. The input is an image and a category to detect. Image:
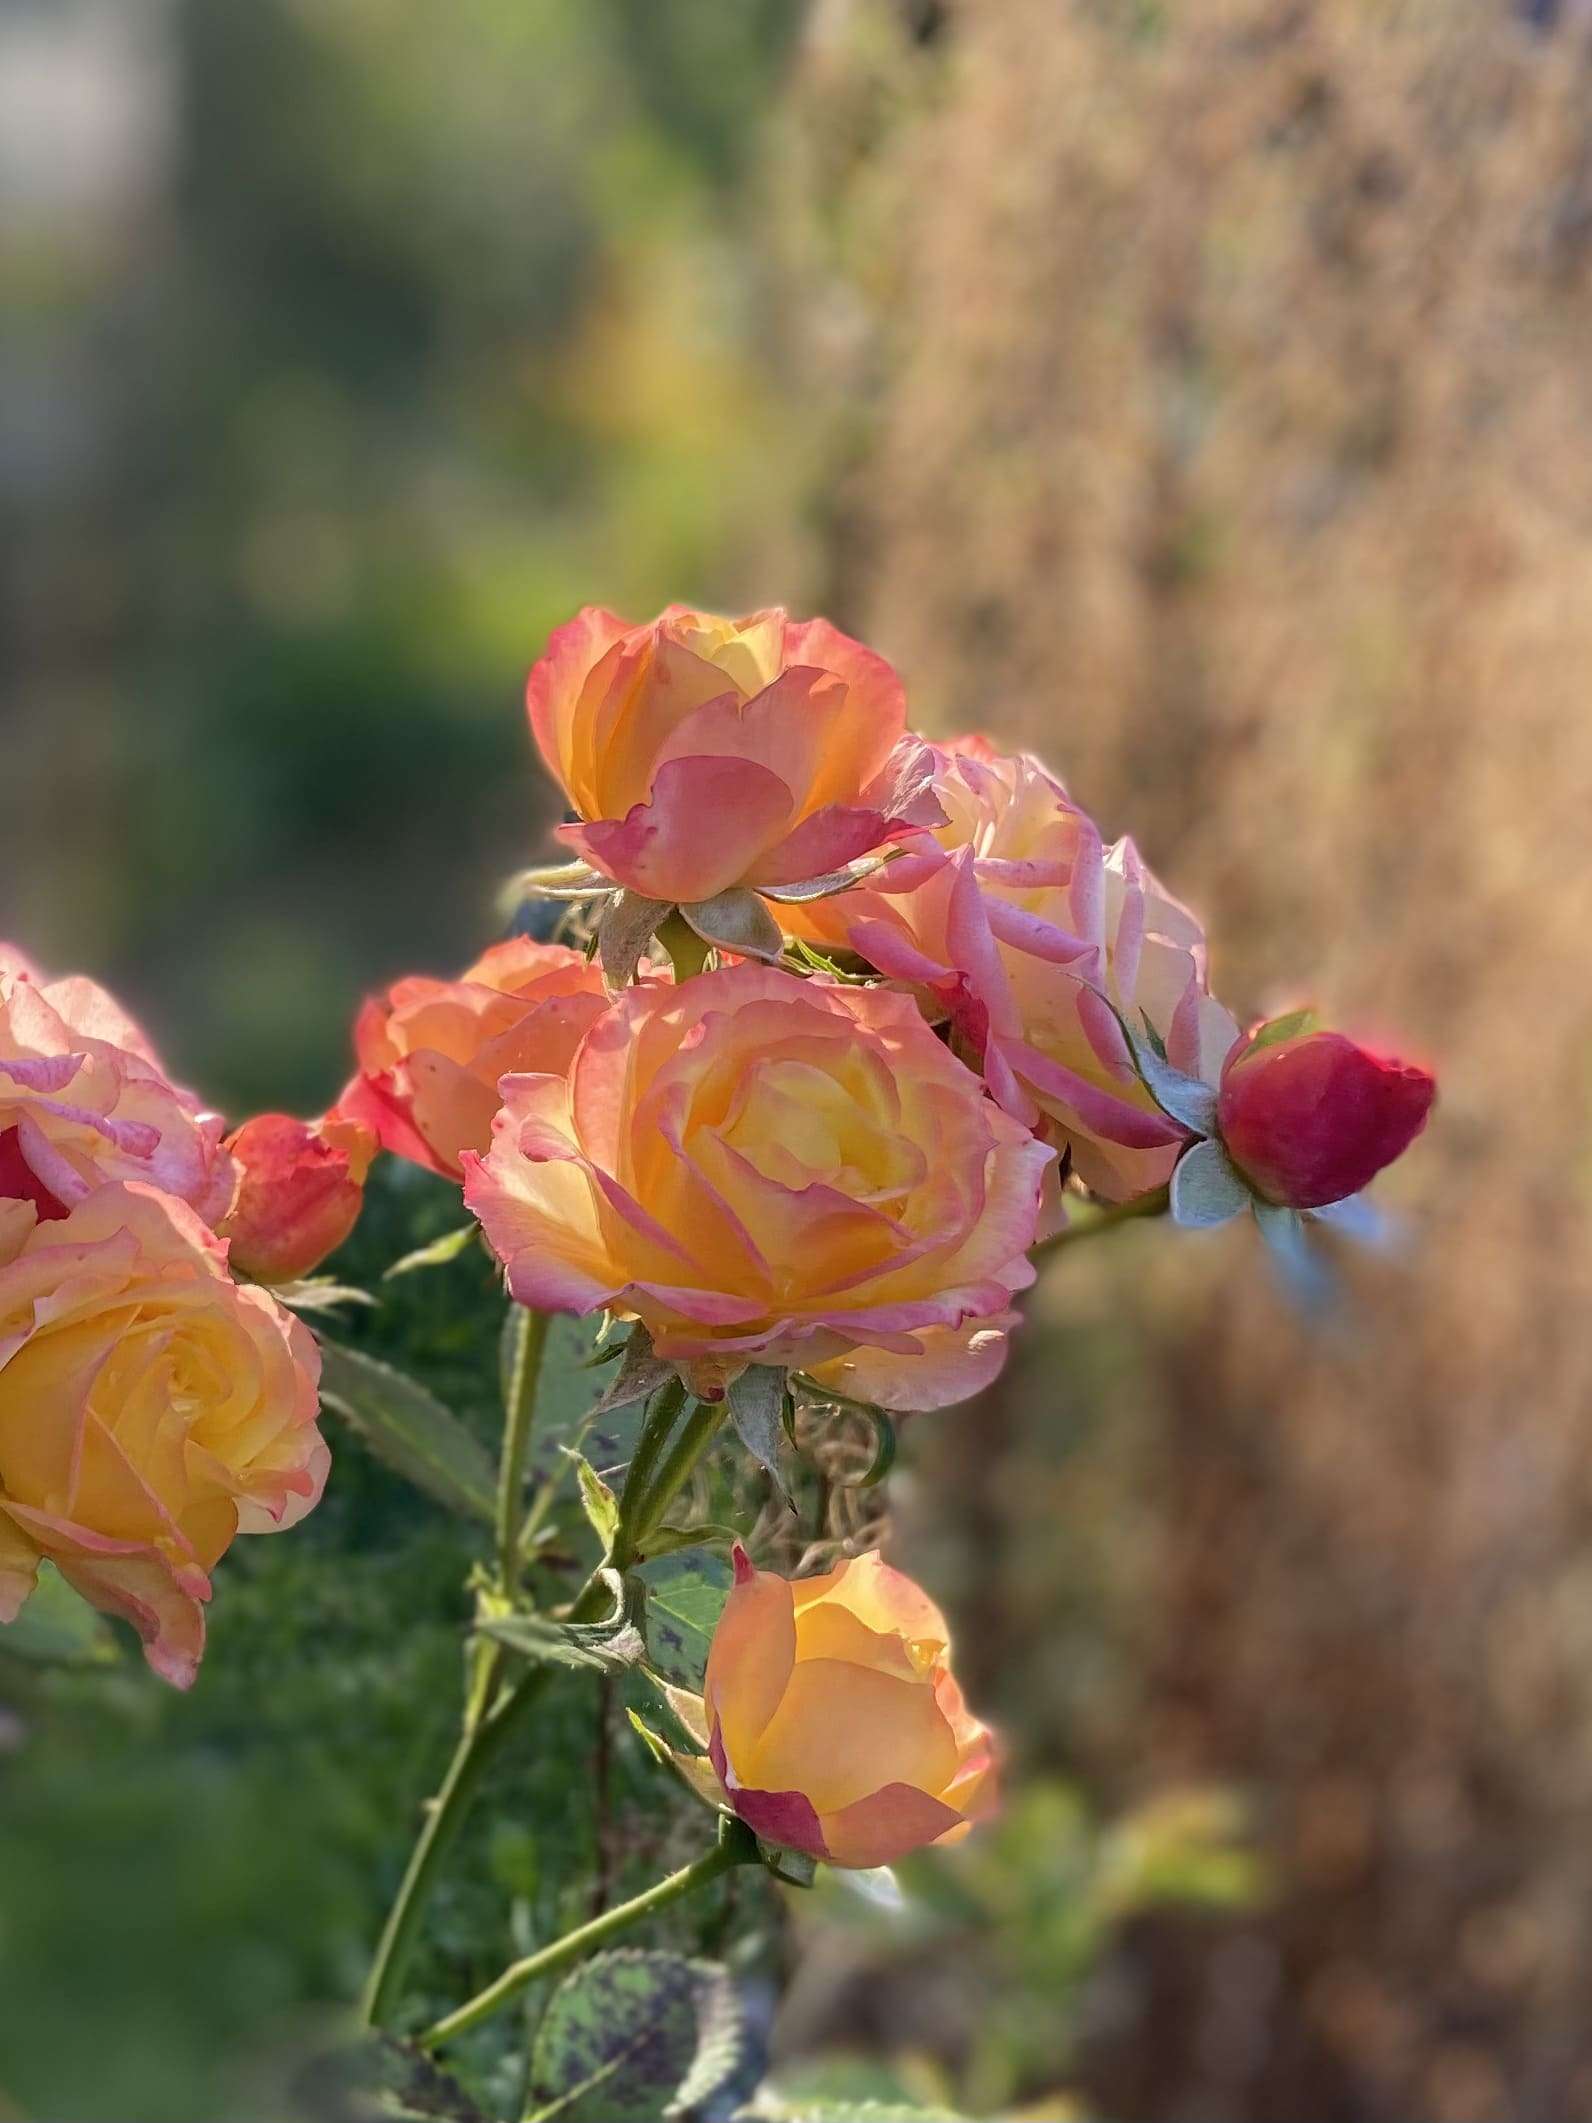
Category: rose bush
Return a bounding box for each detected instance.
[0,944,236,1225]
[665,1544,997,1869]
[792,739,1239,1201]
[526,604,942,906]
[340,938,611,1180]
[0,1183,325,1687]
[464,961,1050,1409]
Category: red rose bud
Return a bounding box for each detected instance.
[222,1112,376,1283]
[1217,1021,1435,1210]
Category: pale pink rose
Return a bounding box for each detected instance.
[0,945,236,1225]
[463,963,1050,1411]
[0,1183,326,1688]
[526,604,942,905]
[339,937,612,1181]
[791,741,1238,1202]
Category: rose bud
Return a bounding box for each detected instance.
[1217,1018,1436,1210]
[339,938,612,1181]
[527,604,942,907]
[0,1183,326,1687]
[0,943,236,1225]
[663,1546,997,1869]
[221,1111,376,1283]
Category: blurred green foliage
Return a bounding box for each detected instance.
[1,0,800,1117]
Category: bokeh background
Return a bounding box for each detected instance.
[4,1,1592,2117]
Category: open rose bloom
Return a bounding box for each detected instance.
[341,938,612,1180]
[527,604,942,905]
[0,944,236,1225]
[791,740,1239,1200]
[0,1184,325,1686]
[465,963,1050,1411]
[662,1545,997,1870]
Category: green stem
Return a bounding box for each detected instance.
[497,1305,549,1596]
[362,1378,729,2027]
[658,910,712,981]
[628,1398,726,1551]
[609,1377,686,1565]
[361,1664,548,2027]
[421,1833,745,2050]
[1033,1183,1170,1257]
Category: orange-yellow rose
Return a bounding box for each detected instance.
[663,1545,997,1869]
[526,604,942,905]
[0,1183,326,1687]
[340,938,611,1180]
[463,963,1050,1412]
[0,943,236,1225]
[221,1111,377,1283]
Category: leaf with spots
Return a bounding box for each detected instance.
[638,1549,733,1689]
[524,1949,757,2122]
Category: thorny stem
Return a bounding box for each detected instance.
[610,1378,687,1565]
[361,1379,718,2025]
[420,1826,754,2049]
[361,1662,544,2026]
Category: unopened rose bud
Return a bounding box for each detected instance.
[666,1545,997,1870]
[222,1112,376,1283]
[1217,1020,1435,1210]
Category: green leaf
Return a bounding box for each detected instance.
[480,1569,645,1674]
[514,1315,649,1494]
[1245,1005,1320,1055]
[525,1950,757,2123]
[316,1339,497,1522]
[271,1277,380,1314]
[565,1447,620,1549]
[639,1549,732,1689]
[636,1521,739,1562]
[382,1223,480,1279]
[0,1564,117,1668]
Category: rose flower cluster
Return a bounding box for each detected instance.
[3,600,1434,1885]
[0,947,360,1684]
[340,601,1434,1872]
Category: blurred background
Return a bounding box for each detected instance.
[4,0,1592,2117]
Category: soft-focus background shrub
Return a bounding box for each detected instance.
[4,1,1591,2118]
